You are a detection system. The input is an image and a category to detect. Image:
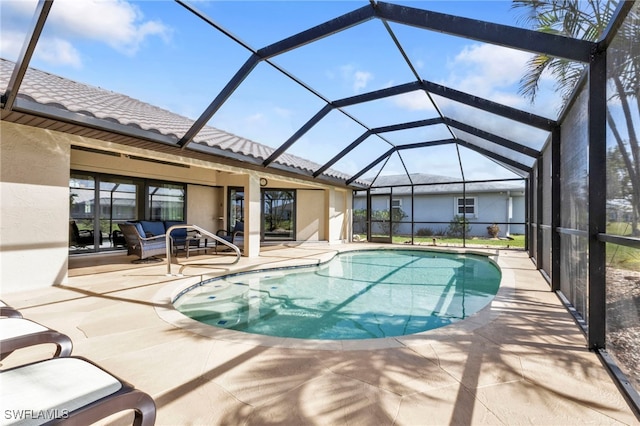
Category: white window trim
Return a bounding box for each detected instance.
[455,196,478,218]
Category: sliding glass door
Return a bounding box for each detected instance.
[69,172,185,253]
[262,189,295,241]
[99,177,139,249]
[69,173,99,252]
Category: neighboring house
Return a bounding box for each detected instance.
[354,174,526,237]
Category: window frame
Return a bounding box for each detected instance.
[455,196,478,217]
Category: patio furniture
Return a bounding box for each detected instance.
[215,221,244,253]
[0,300,22,318]
[111,229,127,247]
[1,356,156,426]
[164,220,200,257]
[0,317,73,361]
[118,223,166,262]
[69,220,102,247]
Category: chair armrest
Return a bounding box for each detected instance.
[0,307,22,318]
[138,234,166,243]
[0,318,73,359]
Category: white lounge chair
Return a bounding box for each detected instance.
[1,356,156,426]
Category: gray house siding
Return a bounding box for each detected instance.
[354,190,525,237]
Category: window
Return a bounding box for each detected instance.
[456,197,476,216]
[228,187,244,230]
[392,199,402,210]
[262,189,295,241]
[148,182,185,221]
[70,171,185,253]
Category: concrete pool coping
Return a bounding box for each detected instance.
[154,245,514,351]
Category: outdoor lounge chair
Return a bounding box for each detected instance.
[1,356,156,426]
[0,317,73,361]
[119,223,166,262]
[69,220,102,247]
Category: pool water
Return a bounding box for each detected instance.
[174,249,501,340]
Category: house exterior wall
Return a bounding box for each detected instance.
[328,187,350,243]
[0,121,350,294]
[1,121,71,293]
[297,189,325,241]
[354,191,525,237]
[187,184,222,233]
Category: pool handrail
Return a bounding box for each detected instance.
[165,224,241,276]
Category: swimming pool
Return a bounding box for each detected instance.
[173,249,501,340]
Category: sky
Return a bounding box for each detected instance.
[0,0,566,182]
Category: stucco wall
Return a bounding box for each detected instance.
[187,184,222,233]
[1,122,71,294]
[328,188,349,242]
[297,189,325,241]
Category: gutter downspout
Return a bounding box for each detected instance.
[506,190,512,237]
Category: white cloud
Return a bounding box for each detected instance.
[48,0,171,56]
[338,64,373,93]
[0,30,26,61]
[0,0,171,67]
[36,38,82,68]
[392,91,434,111]
[245,113,266,125]
[448,43,531,91]
[353,70,373,92]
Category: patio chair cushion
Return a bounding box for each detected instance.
[0,317,49,340]
[164,220,187,240]
[2,357,123,424]
[139,221,166,237]
[126,221,146,238]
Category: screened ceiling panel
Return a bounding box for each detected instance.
[271,19,415,101]
[332,135,395,178]
[13,1,249,124]
[432,94,551,151]
[457,144,530,180]
[377,126,453,146]
[197,1,364,48]
[394,144,464,181]
[340,92,440,129]
[0,0,38,65]
[367,151,408,181]
[453,130,537,169]
[202,61,327,149]
[389,22,565,119]
[284,108,368,167]
[2,0,615,189]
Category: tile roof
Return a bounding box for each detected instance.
[0,58,354,183]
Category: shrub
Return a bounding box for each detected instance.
[416,227,435,237]
[447,215,470,238]
[487,223,500,238]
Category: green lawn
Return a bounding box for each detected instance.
[355,234,525,249]
[606,222,640,272]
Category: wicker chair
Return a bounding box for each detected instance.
[118,223,166,262]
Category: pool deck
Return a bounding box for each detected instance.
[2,243,638,425]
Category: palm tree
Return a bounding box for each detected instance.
[513,0,640,235]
